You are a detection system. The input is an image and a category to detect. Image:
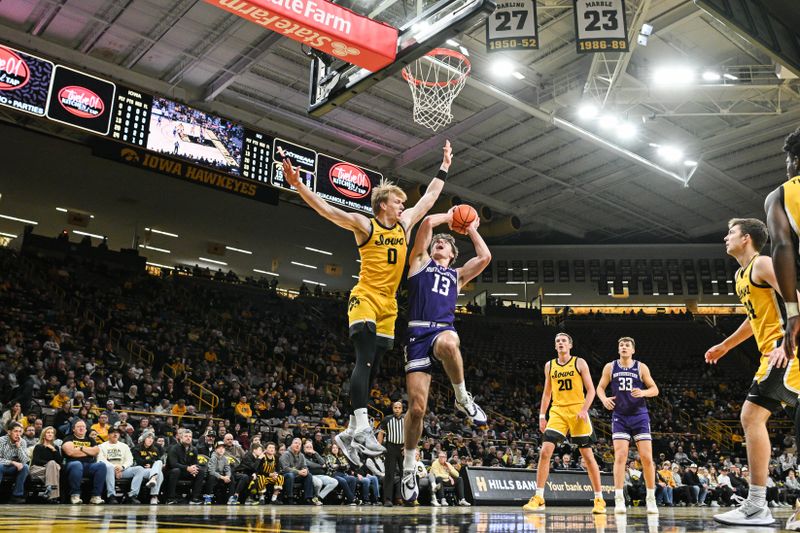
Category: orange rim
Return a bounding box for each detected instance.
[402,47,471,88]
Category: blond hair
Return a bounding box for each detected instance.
[429,233,459,266]
[618,336,635,348]
[371,178,407,216]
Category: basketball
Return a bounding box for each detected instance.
[451,204,478,234]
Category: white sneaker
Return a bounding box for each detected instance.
[615,495,626,514]
[441,498,449,507]
[714,500,774,526]
[710,501,719,507]
[458,498,471,507]
[431,497,440,507]
[646,497,659,515]
[334,430,363,467]
[70,495,82,505]
[90,496,104,505]
[769,500,777,508]
[352,428,386,457]
[455,392,487,426]
[787,508,800,530]
[400,470,419,503]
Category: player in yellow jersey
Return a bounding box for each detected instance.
[523,333,606,514]
[704,218,800,526]
[281,142,451,465]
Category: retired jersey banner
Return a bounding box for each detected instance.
[464,467,613,505]
[486,0,539,52]
[573,0,628,54]
[204,0,398,71]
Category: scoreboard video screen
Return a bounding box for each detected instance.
[0,42,383,211]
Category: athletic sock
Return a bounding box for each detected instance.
[615,489,624,499]
[403,450,417,471]
[646,488,656,500]
[348,415,356,430]
[354,408,368,431]
[535,488,544,498]
[594,491,603,499]
[749,484,767,507]
[452,382,469,404]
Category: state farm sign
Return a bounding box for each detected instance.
[205,0,398,72]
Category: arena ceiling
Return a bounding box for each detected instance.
[0,0,799,289]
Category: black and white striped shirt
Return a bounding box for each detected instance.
[378,415,404,445]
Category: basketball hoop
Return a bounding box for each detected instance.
[402,48,471,132]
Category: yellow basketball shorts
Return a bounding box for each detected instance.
[546,404,594,439]
[347,285,398,339]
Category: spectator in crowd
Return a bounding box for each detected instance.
[657,461,675,507]
[223,433,245,465]
[50,388,70,409]
[302,439,337,503]
[715,467,735,506]
[233,442,264,504]
[204,441,237,505]
[355,460,381,505]
[325,443,357,505]
[22,424,37,447]
[430,451,470,507]
[98,427,140,504]
[0,422,29,503]
[234,396,252,426]
[1,402,21,429]
[785,470,800,505]
[62,419,107,504]
[279,437,316,505]
[165,428,206,505]
[254,442,284,505]
[91,413,111,444]
[132,432,164,505]
[31,426,61,503]
[413,449,436,506]
[683,463,706,506]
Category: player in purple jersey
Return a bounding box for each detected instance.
[596,337,659,515]
[398,209,491,504]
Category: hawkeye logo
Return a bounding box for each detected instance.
[121,148,140,162]
[348,295,361,312]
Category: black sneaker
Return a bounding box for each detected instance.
[9,496,25,504]
[107,496,119,505]
[384,501,394,507]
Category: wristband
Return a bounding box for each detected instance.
[436,169,448,181]
[787,302,799,319]
[539,414,546,419]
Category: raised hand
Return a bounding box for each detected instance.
[442,140,452,170]
[282,158,301,188]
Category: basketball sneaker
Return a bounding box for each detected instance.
[522,494,545,512]
[352,427,386,457]
[400,470,419,504]
[787,508,800,530]
[455,392,487,426]
[614,494,626,513]
[646,496,659,515]
[334,429,363,467]
[714,499,774,526]
[593,497,607,514]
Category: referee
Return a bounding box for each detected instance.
[377,401,405,506]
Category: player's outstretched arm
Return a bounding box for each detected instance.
[282,159,370,241]
[400,140,452,232]
[538,361,552,433]
[457,219,491,291]
[409,212,452,274]
[633,362,659,398]
[766,188,800,359]
[576,358,595,421]
[704,318,753,364]
[596,363,615,410]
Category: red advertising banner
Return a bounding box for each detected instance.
[205,0,398,72]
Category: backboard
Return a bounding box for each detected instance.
[308,0,495,116]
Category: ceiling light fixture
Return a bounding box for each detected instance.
[146,262,174,270]
[305,246,333,256]
[303,279,327,287]
[253,269,279,276]
[199,257,227,266]
[145,228,179,238]
[139,245,171,254]
[491,58,514,77]
[225,246,252,255]
[73,230,104,239]
[617,122,637,140]
[652,66,695,86]
[291,261,317,269]
[512,71,525,80]
[0,214,38,225]
[56,207,68,213]
[598,114,619,130]
[0,232,17,238]
[490,293,518,297]
[702,71,721,81]
[577,103,599,120]
[656,145,684,162]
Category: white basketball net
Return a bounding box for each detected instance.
[402,48,471,132]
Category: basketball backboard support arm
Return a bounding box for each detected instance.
[309,0,495,116]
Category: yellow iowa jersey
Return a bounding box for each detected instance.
[356,218,407,295]
[782,175,800,237]
[735,255,785,357]
[549,356,585,407]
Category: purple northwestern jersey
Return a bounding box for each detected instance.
[610,360,648,416]
[407,258,458,324]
